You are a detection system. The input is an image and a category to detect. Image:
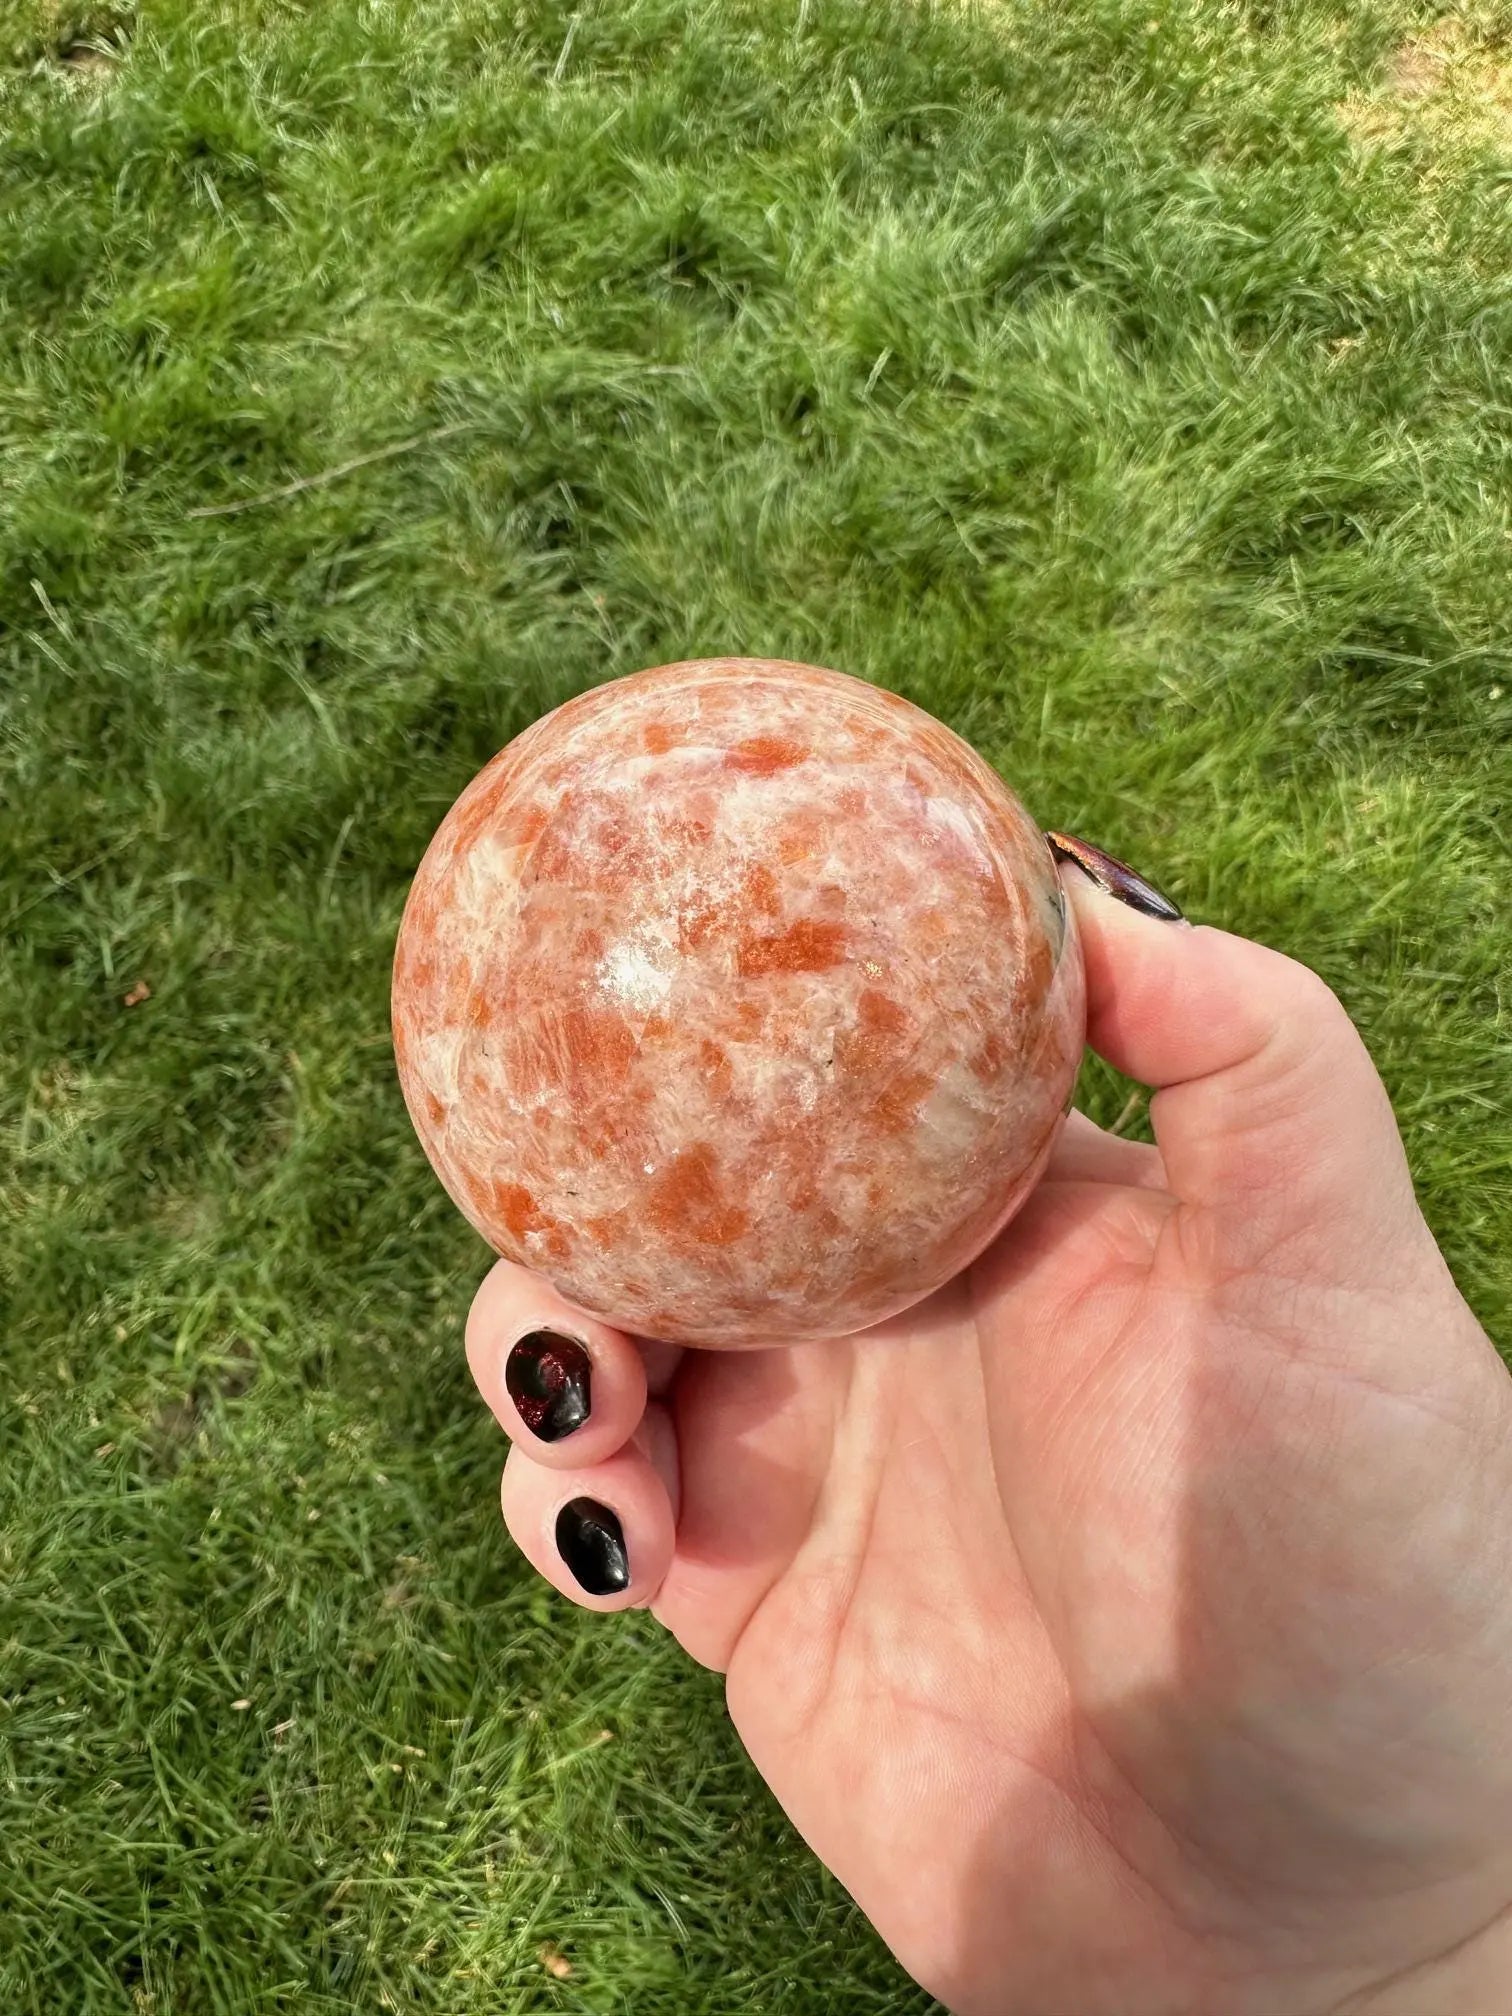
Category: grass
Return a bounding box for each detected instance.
[2,0,1509,2006]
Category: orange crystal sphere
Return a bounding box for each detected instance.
[392,659,1085,1346]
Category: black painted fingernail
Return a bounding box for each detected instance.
[505,1331,592,1442]
[1045,832,1184,922]
[556,1497,629,1595]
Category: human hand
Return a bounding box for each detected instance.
[464,845,1512,2016]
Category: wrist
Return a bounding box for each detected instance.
[1340,1905,1512,2016]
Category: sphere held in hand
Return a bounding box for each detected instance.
[392,659,1085,1347]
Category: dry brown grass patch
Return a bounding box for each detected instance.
[1338,13,1512,156]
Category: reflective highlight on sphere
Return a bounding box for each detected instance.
[392,659,1086,1346]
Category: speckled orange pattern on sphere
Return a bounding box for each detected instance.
[392,659,1085,1346]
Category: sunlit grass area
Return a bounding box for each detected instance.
[2,0,1509,2006]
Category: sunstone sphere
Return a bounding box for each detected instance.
[392,659,1085,1347]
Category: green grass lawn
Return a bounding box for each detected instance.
[3,0,1509,2007]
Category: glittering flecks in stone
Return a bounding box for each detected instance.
[392,659,1086,1347]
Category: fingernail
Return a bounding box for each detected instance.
[556,1497,629,1595]
[505,1330,592,1442]
[1045,832,1185,922]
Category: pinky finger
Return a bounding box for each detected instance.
[500,1435,675,1613]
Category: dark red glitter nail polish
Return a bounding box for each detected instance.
[505,1330,592,1442]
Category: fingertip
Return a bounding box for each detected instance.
[1059,858,1416,1264]
[1051,834,1190,928]
[501,1441,675,1613]
[466,1260,648,1466]
[1060,864,1293,1089]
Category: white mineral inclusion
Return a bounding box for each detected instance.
[597,936,676,1015]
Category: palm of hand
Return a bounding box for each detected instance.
[473,888,1512,2016]
[653,1117,1510,2016]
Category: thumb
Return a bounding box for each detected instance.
[1052,836,1424,1281]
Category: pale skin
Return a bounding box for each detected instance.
[464,865,1512,2016]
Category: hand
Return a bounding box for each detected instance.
[464,853,1512,2016]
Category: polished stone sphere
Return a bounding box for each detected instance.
[392,659,1085,1346]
